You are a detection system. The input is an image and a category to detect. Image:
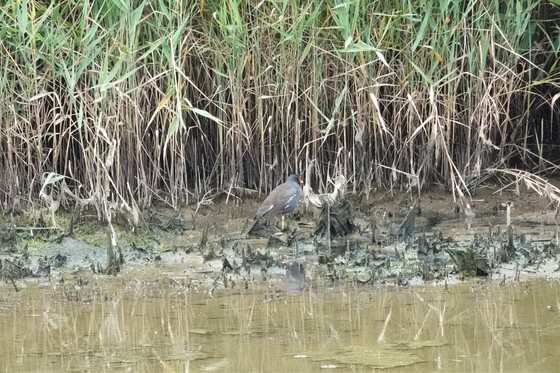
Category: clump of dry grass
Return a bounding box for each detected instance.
[488,168,560,209]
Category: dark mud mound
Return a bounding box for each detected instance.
[314,199,356,237]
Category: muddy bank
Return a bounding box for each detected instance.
[1,187,560,290]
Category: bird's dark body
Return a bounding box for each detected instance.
[256,174,302,218]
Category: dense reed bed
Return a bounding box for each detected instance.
[0,0,559,220]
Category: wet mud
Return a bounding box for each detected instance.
[1,186,559,289]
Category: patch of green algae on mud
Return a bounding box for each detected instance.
[2,210,168,254]
[72,221,166,252]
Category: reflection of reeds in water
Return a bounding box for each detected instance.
[2,278,560,371]
[98,295,125,345]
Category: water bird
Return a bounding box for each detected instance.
[256,174,303,230]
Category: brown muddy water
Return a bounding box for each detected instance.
[1,271,559,372]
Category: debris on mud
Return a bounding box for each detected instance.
[0,187,559,290]
[314,199,356,237]
[446,247,491,277]
[397,201,419,240]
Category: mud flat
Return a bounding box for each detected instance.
[1,186,559,290]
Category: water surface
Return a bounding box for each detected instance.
[1,270,559,372]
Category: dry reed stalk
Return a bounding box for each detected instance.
[488,168,560,208]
